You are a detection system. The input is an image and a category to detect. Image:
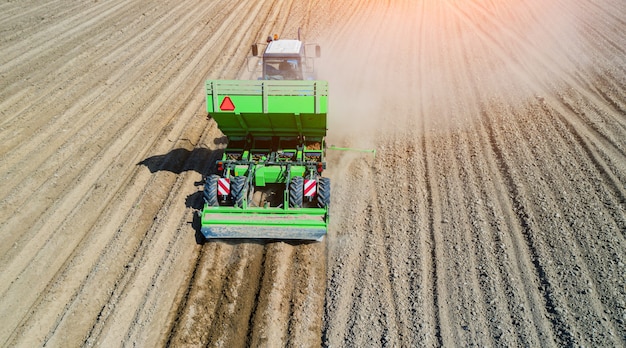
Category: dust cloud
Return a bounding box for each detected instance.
[316,0,596,146]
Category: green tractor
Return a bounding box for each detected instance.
[200,79,330,241]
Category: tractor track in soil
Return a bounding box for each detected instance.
[1,0,625,347]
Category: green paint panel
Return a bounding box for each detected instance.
[206,80,328,137]
[254,166,305,185]
[200,206,328,240]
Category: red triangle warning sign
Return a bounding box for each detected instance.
[220,96,235,111]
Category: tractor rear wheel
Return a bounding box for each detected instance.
[203,175,220,207]
[231,176,248,208]
[317,177,330,208]
[289,176,303,208]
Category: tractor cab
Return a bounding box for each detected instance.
[263,40,303,80]
[251,36,320,80]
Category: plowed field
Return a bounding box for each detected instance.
[1,0,625,347]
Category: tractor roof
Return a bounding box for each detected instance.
[264,39,303,57]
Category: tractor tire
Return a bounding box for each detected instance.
[317,177,331,208]
[231,176,248,208]
[289,176,304,208]
[203,174,220,207]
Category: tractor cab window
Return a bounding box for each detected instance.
[264,59,301,80]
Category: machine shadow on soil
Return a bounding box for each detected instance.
[137,147,223,175]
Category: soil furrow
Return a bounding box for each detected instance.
[248,243,294,346]
[481,105,575,346]
[0,0,64,25]
[166,242,234,346]
[421,134,445,347]
[0,0,121,66]
[457,28,557,344]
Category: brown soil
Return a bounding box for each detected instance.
[1,0,624,347]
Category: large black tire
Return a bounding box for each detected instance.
[203,174,220,207]
[317,177,330,208]
[231,176,248,208]
[289,176,304,208]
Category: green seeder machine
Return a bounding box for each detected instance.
[200,80,330,241]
